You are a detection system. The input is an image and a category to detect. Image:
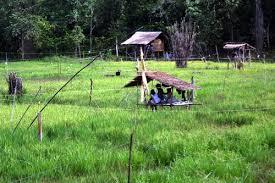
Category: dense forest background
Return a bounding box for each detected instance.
[0,0,274,58]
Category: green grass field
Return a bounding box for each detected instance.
[0,57,274,182]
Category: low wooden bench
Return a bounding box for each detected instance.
[141,100,202,109]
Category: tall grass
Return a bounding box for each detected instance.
[0,58,274,182]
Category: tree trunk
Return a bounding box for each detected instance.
[230,23,234,41]
[21,34,25,60]
[176,59,188,68]
[75,46,78,57]
[266,23,270,49]
[89,8,94,54]
[255,0,264,55]
[78,44,81,58]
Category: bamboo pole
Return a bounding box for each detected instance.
[127,133,134,183]
[13,86,41,133]
[27,55,100,129]
[140,46,149,103]
[140,46,146,71]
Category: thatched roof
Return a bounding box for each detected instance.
[121,31,162,45]
[124,71,200,91]
[223,42,256,50]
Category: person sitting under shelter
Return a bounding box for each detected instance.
[148,89,161,111]
[156,83,165,102]
[165,88,177,104]
[176,89,187,101]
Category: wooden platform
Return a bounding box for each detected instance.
[140,100,202,108]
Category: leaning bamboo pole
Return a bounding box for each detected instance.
[139,46,149,103]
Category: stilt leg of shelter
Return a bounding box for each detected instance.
[191,76,195,102]
[242,47,245,63]
[249,50,252,66]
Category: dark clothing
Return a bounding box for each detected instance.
[157,88,165,100]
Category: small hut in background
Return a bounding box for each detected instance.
[122,31,166,59]
[223,42,256,63]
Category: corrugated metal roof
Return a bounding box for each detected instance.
[124,71,200,91]
[121,31,162,45]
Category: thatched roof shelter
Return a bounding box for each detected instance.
[124,71,200,91]
[121,31,162,45]
[223,42,256,50]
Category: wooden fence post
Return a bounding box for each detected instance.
[127,133,134,183]
[89,79,93,105]
[38,112,42,142]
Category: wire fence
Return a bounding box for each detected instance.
[0,49,275,63]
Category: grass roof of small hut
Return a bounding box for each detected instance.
[121,31,162,45]
[124,71,200,91]
[223,42,256,50]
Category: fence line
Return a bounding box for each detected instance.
[66,106,275,114]
[1,51,274,63]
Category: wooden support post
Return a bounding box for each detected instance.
[139,46,149,103]
[37,112,42,142]
[116,37,119,61]
[89,79,93,105]
[126,47,128,61]
[242,47,245,63]
[127,133,134,183]
[191,76,195,102]
[136,58,140,72]
[248,50,252,66]
[140,81,146,103]
[215,45,220,62]
[227,56,231,70]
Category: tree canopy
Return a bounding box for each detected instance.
[0,0,274,56]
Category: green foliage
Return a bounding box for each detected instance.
[68,26,85,46]
[0,0,274,53]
